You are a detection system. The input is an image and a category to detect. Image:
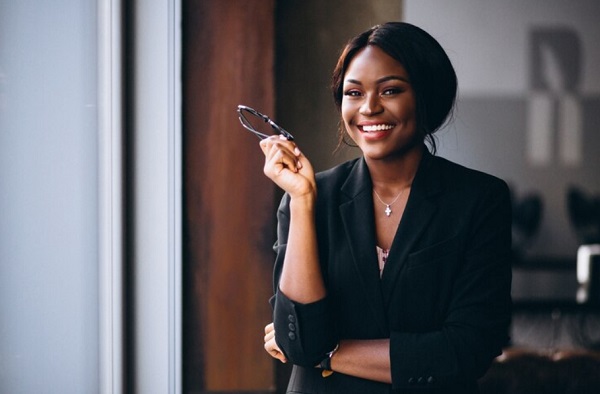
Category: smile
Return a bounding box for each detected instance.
[360,124,395,132]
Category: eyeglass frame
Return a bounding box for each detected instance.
[237,105,294,141]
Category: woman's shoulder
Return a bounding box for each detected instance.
[313,157,366,201]
[429,154,509,195]
[315,157,362,185]
[277,159,363,213]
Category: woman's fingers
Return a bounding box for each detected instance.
[266,147,299,175]
[264,322,274,334]
[265,337,287,363]
[263,322,287,363]
[258,136,315,198]
[260,136,302,174]
[264,322,275,345]
[264,330,274,343]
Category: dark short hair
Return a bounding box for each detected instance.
[331,22,457,153]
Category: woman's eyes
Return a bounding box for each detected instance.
[382,87,403,95]
[344,90,362,97]
[343,87,403,97]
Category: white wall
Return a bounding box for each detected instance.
[405,0,600,259]
[405,0,600,97]
[0,1,100,392]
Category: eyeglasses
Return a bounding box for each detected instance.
[237,105,294,141]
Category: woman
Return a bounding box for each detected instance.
[261,22,512,393]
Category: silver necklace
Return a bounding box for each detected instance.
[373,188,405,217]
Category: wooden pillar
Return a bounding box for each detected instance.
[182,0,276,391]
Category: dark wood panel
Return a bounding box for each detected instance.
[182,0,276,391]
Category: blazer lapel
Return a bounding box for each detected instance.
[380,151,443,306]
[339,159,388,335]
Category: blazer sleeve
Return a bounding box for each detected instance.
[270,193,338,368]
[389,179,512,390]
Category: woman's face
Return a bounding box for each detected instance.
[341,45,419,161]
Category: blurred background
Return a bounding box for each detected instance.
[1,0,599,393]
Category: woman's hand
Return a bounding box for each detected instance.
[264,322,287,363]
[260,136,316,200]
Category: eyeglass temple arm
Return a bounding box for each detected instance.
[270,121,294,141]
[237,117,271,140]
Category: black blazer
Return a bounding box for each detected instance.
[271,150,512,393]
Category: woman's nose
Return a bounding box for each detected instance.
[359,94,383,116]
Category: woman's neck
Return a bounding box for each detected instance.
[366,144,424,192]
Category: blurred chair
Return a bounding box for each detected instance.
[479,348,600,394]
[567,186,600,245]
[511,188,543,261]
[567,187,600,305]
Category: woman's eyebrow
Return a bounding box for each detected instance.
[345,78,362,85]
[345,75,410,85]
[377,75,410,84]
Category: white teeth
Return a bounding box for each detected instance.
[362,124,394,132]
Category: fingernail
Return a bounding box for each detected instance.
[297,160,303,169]
[294,147,301,156]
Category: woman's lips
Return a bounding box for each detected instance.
[357,124,395,141]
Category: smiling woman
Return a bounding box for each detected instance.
[261,22,512,394]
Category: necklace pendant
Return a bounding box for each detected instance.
[384,205,392,217]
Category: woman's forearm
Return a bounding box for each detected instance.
[330,339,392,384]
[278,195,326,303]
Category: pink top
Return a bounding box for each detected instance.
[376,246,389,277]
